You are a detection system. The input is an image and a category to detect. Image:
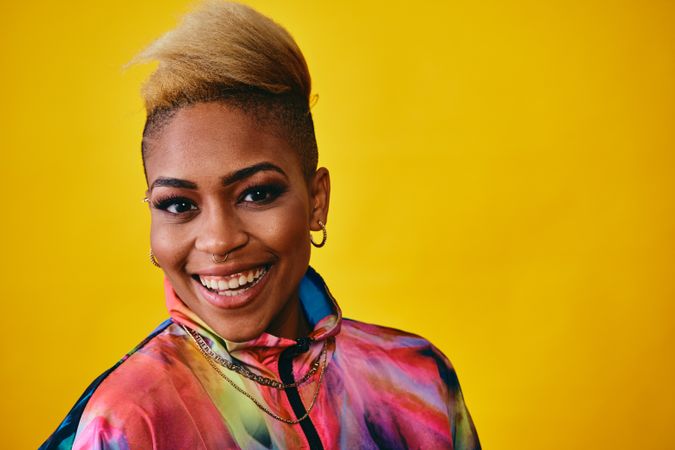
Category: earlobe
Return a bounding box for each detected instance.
[309,167,330,231]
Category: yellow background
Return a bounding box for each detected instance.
[1,1,673,448]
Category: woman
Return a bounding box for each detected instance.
[41,2,480,449]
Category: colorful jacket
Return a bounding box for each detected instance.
[41,267,481,449]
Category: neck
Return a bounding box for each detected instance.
[266,292,311,340]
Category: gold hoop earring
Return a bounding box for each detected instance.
[212,252,229,264]
[310,220,327,248]
[150,249,160,268]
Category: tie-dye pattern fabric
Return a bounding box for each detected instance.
[41,267,480,449]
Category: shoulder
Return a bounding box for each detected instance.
[77,319,216,428]
[341,317,433,346]
[82,321,191,407]
[67,321,234,449]
[41,320,208,450]
[339,316,449,357]
[334,318,478,448]
[71,321,203,447]
[338,318,461,390]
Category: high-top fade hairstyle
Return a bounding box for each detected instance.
[131,0,318,181]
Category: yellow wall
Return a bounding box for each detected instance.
[2,1,673,448]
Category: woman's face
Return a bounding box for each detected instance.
[144,102,329,342]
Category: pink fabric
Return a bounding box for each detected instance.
[69,271,480,449]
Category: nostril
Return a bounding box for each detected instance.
[194,229,250,257]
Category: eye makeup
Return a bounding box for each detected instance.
[152,195,198,214]
[237,182,288,205]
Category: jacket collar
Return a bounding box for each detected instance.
[165,266,341,367]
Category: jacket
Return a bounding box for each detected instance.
[41,267,481,449]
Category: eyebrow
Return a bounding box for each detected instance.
[150,178,197,190]
[149,162,287,191]
[222,162,287,186]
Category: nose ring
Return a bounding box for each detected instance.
[212,252,229,264]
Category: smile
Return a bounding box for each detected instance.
[195,265,269,297]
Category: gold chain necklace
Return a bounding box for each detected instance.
[182,325,328,424]
[181,325,323,389]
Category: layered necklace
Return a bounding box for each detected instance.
[181,324,327,424]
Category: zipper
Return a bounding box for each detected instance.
[278,338,325,450]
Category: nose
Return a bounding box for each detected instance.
[194,205,249,258]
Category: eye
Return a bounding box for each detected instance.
[166,200,197,214]
[153,196,198,214]
[239,184,286,205]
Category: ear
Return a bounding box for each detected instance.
[308,167,330,230]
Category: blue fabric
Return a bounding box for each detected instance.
[298,266,333,327]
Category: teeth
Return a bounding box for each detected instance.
[198,267,267,292]
[218,289,240,297]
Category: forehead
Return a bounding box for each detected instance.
[143,102,302,183]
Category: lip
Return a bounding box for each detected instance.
[192,264,272,309]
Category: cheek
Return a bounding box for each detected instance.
[150,220,193,269]
[249,197,311,256]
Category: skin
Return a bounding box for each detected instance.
[143,101,330,342]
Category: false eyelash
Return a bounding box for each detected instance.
[152,195,195,210]
[238,183,288,203]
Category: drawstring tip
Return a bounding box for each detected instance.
[295,337,311,354]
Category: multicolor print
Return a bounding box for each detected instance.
[41,267,480,449]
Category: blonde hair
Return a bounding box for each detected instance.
[131,0,317,179]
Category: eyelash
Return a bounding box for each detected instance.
[152,195,196,214]
[238,183,287,204]
[151,183,287,215]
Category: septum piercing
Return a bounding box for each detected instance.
[212,252,229,264]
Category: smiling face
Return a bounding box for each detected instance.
[143,101,330,342]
